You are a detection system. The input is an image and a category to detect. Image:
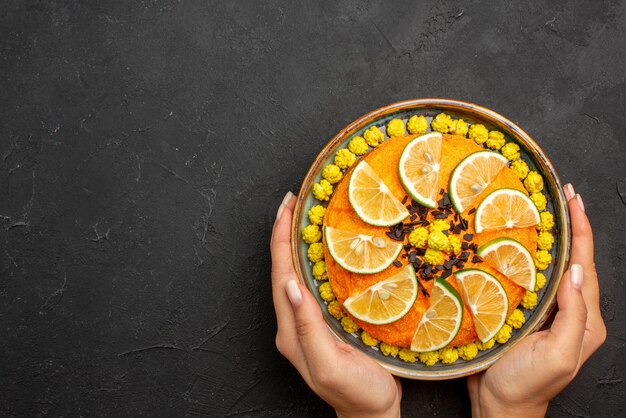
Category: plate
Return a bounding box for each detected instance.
[291,98,570,380]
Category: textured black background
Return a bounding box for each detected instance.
[1,1,625,417]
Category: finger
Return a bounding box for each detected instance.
[547,264,587,372]
[564,183,575,201]
[270,191,297,285]
[566,193,606,359]
[568,193,598,302]
[270,191,297,272]
[285,280,339,374]
[270,192,299,351]
[568,193,594,272]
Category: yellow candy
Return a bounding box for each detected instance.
[469,124,489,144]
[386,118,406,137]
[348,136,368,156]
[322,164,343,184]
[334,148,356,169]
[431,113,453,133]
[407,115,428,134]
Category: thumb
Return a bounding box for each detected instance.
[547,264,587,367]
[285,280,340,364]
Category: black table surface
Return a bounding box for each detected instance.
[1,1,625,417]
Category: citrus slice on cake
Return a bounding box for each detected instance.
[398,132,443,208]
[410,278,463,352]
[455,269,508,343]
[474,188,541,233]
[324,226,403,274]
[449,151,508,213]
[348,160,410,226]
[477,238,537,291]
[343,265,418,325]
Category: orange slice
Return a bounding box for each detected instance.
[324,226,403,274]
[477,238,537,290]
[410,278,463,352]
[455,269,509,343]
[349,160,409,226]
[474,188,540,233]
[398,132,443,208]
[449,151,508,213]
[343,265,418,325]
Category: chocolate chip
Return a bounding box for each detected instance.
[463,233,473,241]
[386,231,403,241]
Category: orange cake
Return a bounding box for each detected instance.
[302,114,555,365]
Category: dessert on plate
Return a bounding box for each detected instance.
[301,112,556,366]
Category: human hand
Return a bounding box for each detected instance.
[467,184,607,418]
[271,192,402,418]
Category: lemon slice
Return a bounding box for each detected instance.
[398,132,443,208]
[477,238,537,290]
[324,226,403,274]
[410,278,463,352]
[344,265,418,325]
[455,269,508,343]
[449,151,508,213]
[348,160,410,226]
[474,188,541,233]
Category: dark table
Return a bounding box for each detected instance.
[1,1,624,416]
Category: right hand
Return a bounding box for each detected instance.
[467,184,606,417]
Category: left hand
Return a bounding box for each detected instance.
[271,192,402,418]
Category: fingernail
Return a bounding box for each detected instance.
[564,183,575,201]
[576,194,585,213]
[276,191,294,221]
[282,191,295,206]
[570,264,583,290]
[286,279,302,306]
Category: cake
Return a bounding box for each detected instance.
[302,114,555,365]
